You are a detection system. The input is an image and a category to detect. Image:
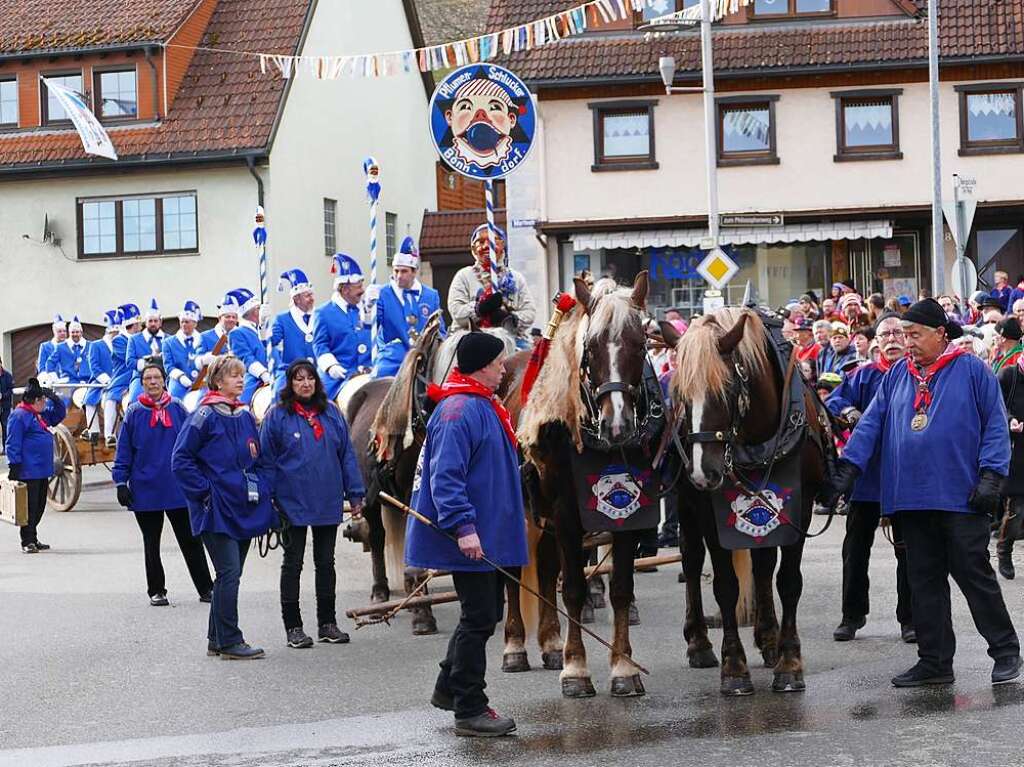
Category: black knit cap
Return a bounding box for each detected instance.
[997,316,1024,341]
[902,298,964,340]
[456,332,505,374]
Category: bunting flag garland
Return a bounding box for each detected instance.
[166,0,753,82]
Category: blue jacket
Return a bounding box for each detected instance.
[228,321,269,405]
[171,403,275,540]
[105,332,134,401]
[162,331,207,400]
[372,281,445,378]
[406,394,528,572]
[48,340,91,383]
[270,308,315,392]
[37,340,57,374]
[112,399,189,511]
[200,325,231,355]
[826,362,886,504]
[85,337,114,407]
[5,397,67,480]
[816,344,858,376]
[992,285,1013,313]
[126,329,166,401]
[842,354,1010,515]
[312,296,372,398]
[259,402,365,526]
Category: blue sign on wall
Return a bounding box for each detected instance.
[650,246,742,282]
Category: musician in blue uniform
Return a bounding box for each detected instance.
[37,314,67,383]
[84,309,121,442]
[834,298,1021,688]
[126,299,166,403]
[371,237,445,378]
[313,254,372,399]
[48,315,91,386]
[201,293,240,355]
[163,301,212,400]
[104,303,142,448]
[826,312,913,644]
[226,288,271,405]
[271,269,316,393]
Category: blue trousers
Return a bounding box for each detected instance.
[202,532,250,649]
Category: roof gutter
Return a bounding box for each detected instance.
[0,149,269,180]
[0,42,159,62]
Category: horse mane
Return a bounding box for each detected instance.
[587,278,637,340]
[670,307,770,403]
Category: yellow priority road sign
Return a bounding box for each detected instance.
[696,247,739,289]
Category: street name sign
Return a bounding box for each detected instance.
[720,213,784,227]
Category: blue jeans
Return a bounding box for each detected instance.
[202,532,250,649]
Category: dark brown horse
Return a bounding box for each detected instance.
[666,307,830,695]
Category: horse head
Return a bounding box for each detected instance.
[669,308,769,491]
[576,271,649,447]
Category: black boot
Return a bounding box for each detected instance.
[997,509,1022,580]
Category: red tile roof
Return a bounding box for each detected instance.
[421,208,508,253]
[0,0,311,169]
[0,0,198,54]
[486,0,1024,83]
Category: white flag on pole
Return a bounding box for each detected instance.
[43,78,118,161]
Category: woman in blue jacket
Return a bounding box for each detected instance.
[171,356,274,660]
[113,363,213,606]
[260,360,365,648]
[5,378,66,553]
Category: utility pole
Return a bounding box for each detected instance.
[928,0,945,294]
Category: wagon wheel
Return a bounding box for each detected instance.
[47,424,82,512]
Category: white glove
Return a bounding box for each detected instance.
[364,285,381,304]
[96,373,111,385]
[260,371,272,385]
[196,353,217,367]
[177,372,193,386]
[328,365,346,380]
[258,304,271,328]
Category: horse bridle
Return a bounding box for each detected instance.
[578,344,664,450]
[683,357,752,478]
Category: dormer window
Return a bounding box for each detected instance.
[752,0,834,17]
[41,72,83,125]
[95,68,138,121]
[0,78,17,127]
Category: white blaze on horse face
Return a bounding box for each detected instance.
[606,341,628,438]
[690,396,708,489]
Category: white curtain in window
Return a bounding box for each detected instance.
[968,93,1016,117]
[603,112,650,157]
[844,100,892,131]
[723,107,770,149]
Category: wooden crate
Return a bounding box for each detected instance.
[0,479,28,526]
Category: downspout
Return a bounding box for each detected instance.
[144,47,160,120]
[246,156,265,207]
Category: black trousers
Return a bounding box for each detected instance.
[900,510,1020,673]
[841,501,912,625]
[134,509,213,598]
[280,524,339,629]
[434,569,506,719]
[21,479,48,546]
[997,496,1024,556]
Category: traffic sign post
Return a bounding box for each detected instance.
[941,174,978,300]
[696,247,739,290]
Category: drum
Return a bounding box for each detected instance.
[71,387,89,410]
[249,385,276,424]
[181,389,205,413]
[336,373,371,417]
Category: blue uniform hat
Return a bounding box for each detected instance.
[102,308,122,330]
[393,237,420,270]
[119,303,142,324]
[331,253,364,286]
[278,268,314,297]
[228,288,260,317]
[218,291,242,316]
[144,298,161,321]
[179,300,202,322]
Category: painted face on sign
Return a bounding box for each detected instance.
[446,86,517,168]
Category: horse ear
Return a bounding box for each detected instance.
[631,271,649,309]
[574,277,593,313]
[659,320,683,349]
[717,312,749,355]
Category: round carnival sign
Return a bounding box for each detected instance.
[428,64,536,180]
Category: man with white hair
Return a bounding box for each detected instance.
[126,299,166,402]
[47,316,91,387]
[37,315,67,383]
[271,269,317,392]
[812,319,832,348]
[312,253,372,399]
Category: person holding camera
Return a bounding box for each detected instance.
[5,378,65,553]
[113,363,213,606]
[171,356,275,660]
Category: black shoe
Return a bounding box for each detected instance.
[832,616,866,642]
[199,591,213,603]
[998,552,1015,580]
[150,593,169,607]
[318,623,350,644]
[454,708,516,737]
[891,663,954,688]
[286,628,313,649]
[992,655,1023,685]
[206,642,220,657]
[430,689,454,711]
[21,543,39,554]
[220,642,265,660]
[34,541,50,551]
[900,624,917,644]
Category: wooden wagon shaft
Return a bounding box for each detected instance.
[585,553,682,578]
[345,590,458,618]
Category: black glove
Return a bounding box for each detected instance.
[842,408,862,427]
[477,291,504,317]
[116,484,133,508]
[41,387,57,399]
[818,459,860,508]
[7,464,21,482]
[968,469,1005,515]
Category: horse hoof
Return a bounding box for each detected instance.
[720,676,754,697]
[772,671,806,693]
[610,674,646,697]
[580,604,595,624]
[588,592,606,610]
[370,585,390,604]
[761,648,780,668]
[688,648,719,669]
[412,616,438,636]
[542,650,564,670]
[628,603,640,626]
[561,677,597,699]
[502,651,530,673]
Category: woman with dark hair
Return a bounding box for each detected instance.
[260,359,365,648]
[172,355,275,660]
[113,363,213,605]
[5,378,65,553]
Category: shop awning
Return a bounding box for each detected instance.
[571,219,893,251]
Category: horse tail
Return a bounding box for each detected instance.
[733,549,755,627]
[519,514,544,644]
[383,502,407,587]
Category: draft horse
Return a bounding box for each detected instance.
[666,307,831,695]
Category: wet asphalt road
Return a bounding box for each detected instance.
[3,467,1024,766]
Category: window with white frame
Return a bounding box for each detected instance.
[0,78,17,126]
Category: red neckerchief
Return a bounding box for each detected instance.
[905,343,966,411]
[17,401,47,430]
[138,391,173,428]
[427,368,518,449]
[200,392,245,411]
[293,401,324,441]
[874,354,894,373]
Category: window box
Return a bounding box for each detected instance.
[956,83,1024,156]
[93,67,138,122]
[77,192,198,259]
[716,95,779,167]
[831,89,903,162]
[589,99,659,172]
